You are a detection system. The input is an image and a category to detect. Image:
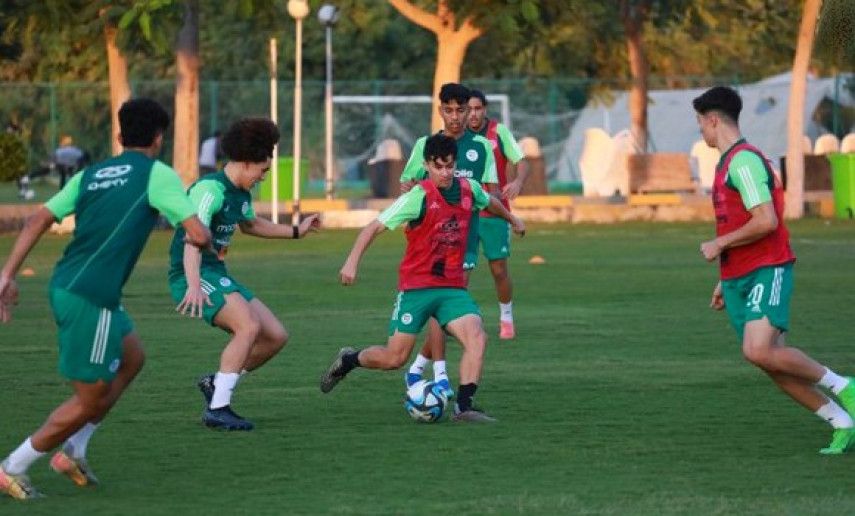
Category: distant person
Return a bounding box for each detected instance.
[199,131,221,176]
[169,118,320,431]
[694,85,855,455]
[54,135,85,189]
[0,98,210,500]
[466,88,527,340]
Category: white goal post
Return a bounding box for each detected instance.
[332,94,512,130]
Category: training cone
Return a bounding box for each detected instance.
[21,267,35,277]
[528,255,545,265]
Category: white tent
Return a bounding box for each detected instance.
[558,72,854,182]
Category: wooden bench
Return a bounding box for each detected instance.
[628,153,696,194]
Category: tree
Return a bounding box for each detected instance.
[173,0,200,185]
[784,0,822,220]
[101,7,131,156]
[388,0,483,132]
[620,0,651,152]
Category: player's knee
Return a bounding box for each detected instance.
[274,327,289,348]
[236,314,262,341]
[742,342,773,370]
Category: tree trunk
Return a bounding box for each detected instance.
[388,0,482,132]
[622,0,649,153]
[104,17,130,157]
[173,0,200,185]
[784,0,821,219]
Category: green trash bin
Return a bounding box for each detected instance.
[257,157,308,202]
[828,153,855,219]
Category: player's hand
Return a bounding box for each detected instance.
[0,275,18,323]
[340,261,358,286]
[502,179,523,201]
[700,238,722,261]
[399,180,417,194]
[176,286,212,318]
[710,281,725,311]
[510,215,526,237]
[297,214,321,238]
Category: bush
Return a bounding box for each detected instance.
[0,133,26,182]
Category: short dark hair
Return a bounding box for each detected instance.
[439,83,471,105]
[119,98,170,147]
[692,86,742,123]
[423,133,457,163]
[469,89,487,106]
[221,118,280,162]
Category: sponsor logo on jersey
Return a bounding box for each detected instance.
[216,223,237,233]
[94,165,132,179]
[87,178,129,191]
[466,149,479,162]
[455,169,474,178]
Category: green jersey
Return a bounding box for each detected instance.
[719,142,773,210]
[400,131,498,185]
[45,151,196,309]
[378,178,491,230]
[169,171,256,276]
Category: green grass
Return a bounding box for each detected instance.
[1,220,855,515]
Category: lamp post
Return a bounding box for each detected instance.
[287,0,309,225]
[318,4,339,200]
[269,37,279,223]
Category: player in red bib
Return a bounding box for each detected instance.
[319,134,525,422]
[694,86,855,454]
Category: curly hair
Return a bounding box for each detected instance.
[221,118,280,162]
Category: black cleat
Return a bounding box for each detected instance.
[202,405,254,431]
[320,347,355,393]
[197,374,215,406]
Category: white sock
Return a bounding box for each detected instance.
[817,368,850,395]
[64,422,99,459]
[499,302,514,323]
[433,360,449,384]
[408,354,430,376]
[210,372,240,409]
[816,401,854,429]
[2,437,46,476]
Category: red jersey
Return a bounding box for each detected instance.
[481,119,510,217]
[712,141,795,280]
[398,178,473,290]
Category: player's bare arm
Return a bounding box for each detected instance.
[485,195,525,237]
[176,243,211,319]
[709,281,725,310]
[0,207,56,323]
[700,202,777,261]
[340,220,386,286]
[502,160,529,200]
[181,216,212,249]
[239,213,320,239]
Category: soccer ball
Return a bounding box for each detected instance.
[404,380,449,423]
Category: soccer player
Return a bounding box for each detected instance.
[694,86,855,454]
[400,83,498,398]
[0,98,211,500]
[319,133,524,422]
[467,88,528,340]
[169,117,319,432]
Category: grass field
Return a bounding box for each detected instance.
[1,219,854,515]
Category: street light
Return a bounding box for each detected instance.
[287,0,309,225]
[318,4,339,200]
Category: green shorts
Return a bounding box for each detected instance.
[49,288,134,383]
[721,263,793,340]
[168,268,255,326]
[477,215,511,261]
[388,288,481,336]
[463,213,481,271]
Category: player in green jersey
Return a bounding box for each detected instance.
[467,88,528,340]
[400,83,499,398]
[169,117,319,432]
[0,98,211,500]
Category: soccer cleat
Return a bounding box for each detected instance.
[436,379,455,399]
[320,347,355,393]
[0,463,43,500]
[405,371,422,388]
[202,405,254,431]
[819,427,855,455]
[197,373,215,406]
[499,321,515,340]
[50,450,99,487]
[451,403,497,423]
[837,377,855,416]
